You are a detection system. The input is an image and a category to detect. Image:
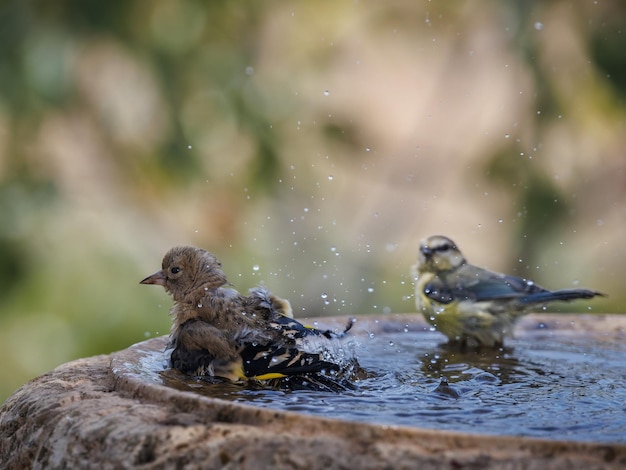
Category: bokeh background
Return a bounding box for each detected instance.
[1,1,624,402]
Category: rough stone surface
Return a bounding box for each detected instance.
[1,314,625,469]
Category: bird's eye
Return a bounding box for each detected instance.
[171,266,181,274]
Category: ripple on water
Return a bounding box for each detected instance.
[137,330,626,444]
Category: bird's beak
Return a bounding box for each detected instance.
[140,270,167,286]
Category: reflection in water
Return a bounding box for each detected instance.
[418,342,552,386]
[138,330,626,444]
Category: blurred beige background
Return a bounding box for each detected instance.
[1,1,624,402]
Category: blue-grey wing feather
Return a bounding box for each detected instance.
[425,264,602,305]
[424,265,547,304]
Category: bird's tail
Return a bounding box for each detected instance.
[519,289,604,305]
[319,317,355,339]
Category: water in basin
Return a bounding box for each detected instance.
[136,319,626,444]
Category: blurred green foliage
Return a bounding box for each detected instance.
[1,0,624,403]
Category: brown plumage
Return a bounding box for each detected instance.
[141,246,355,388]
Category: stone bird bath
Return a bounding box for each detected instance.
[1,314,624,469]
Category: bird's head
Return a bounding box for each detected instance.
[417,235,466,272]
[140,246,228,302]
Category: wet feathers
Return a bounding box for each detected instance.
[141,246,353,385]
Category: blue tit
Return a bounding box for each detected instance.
[412,235,604,348]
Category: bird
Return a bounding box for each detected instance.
[140,246,356,388]
[412,235,604,348]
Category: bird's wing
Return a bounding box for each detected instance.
[268,315,353,340]
[246,287,353,339]
[421,273,456,304]
[170,319,244,379]
[424,265,547,304]
[240,342,340,380]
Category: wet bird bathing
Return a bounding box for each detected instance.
[116,313,626,445]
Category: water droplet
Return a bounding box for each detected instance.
[321,293,328,299]
[328,175,334,181]
[504,133,510,139]
[252,265,260,271]
[245,66,254,75]
[534,22,544,31]
[368,332,375,339]
[367,287,374,293]
[187,145,193,149]
[197,303,203,308]
[323,90,330,96]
